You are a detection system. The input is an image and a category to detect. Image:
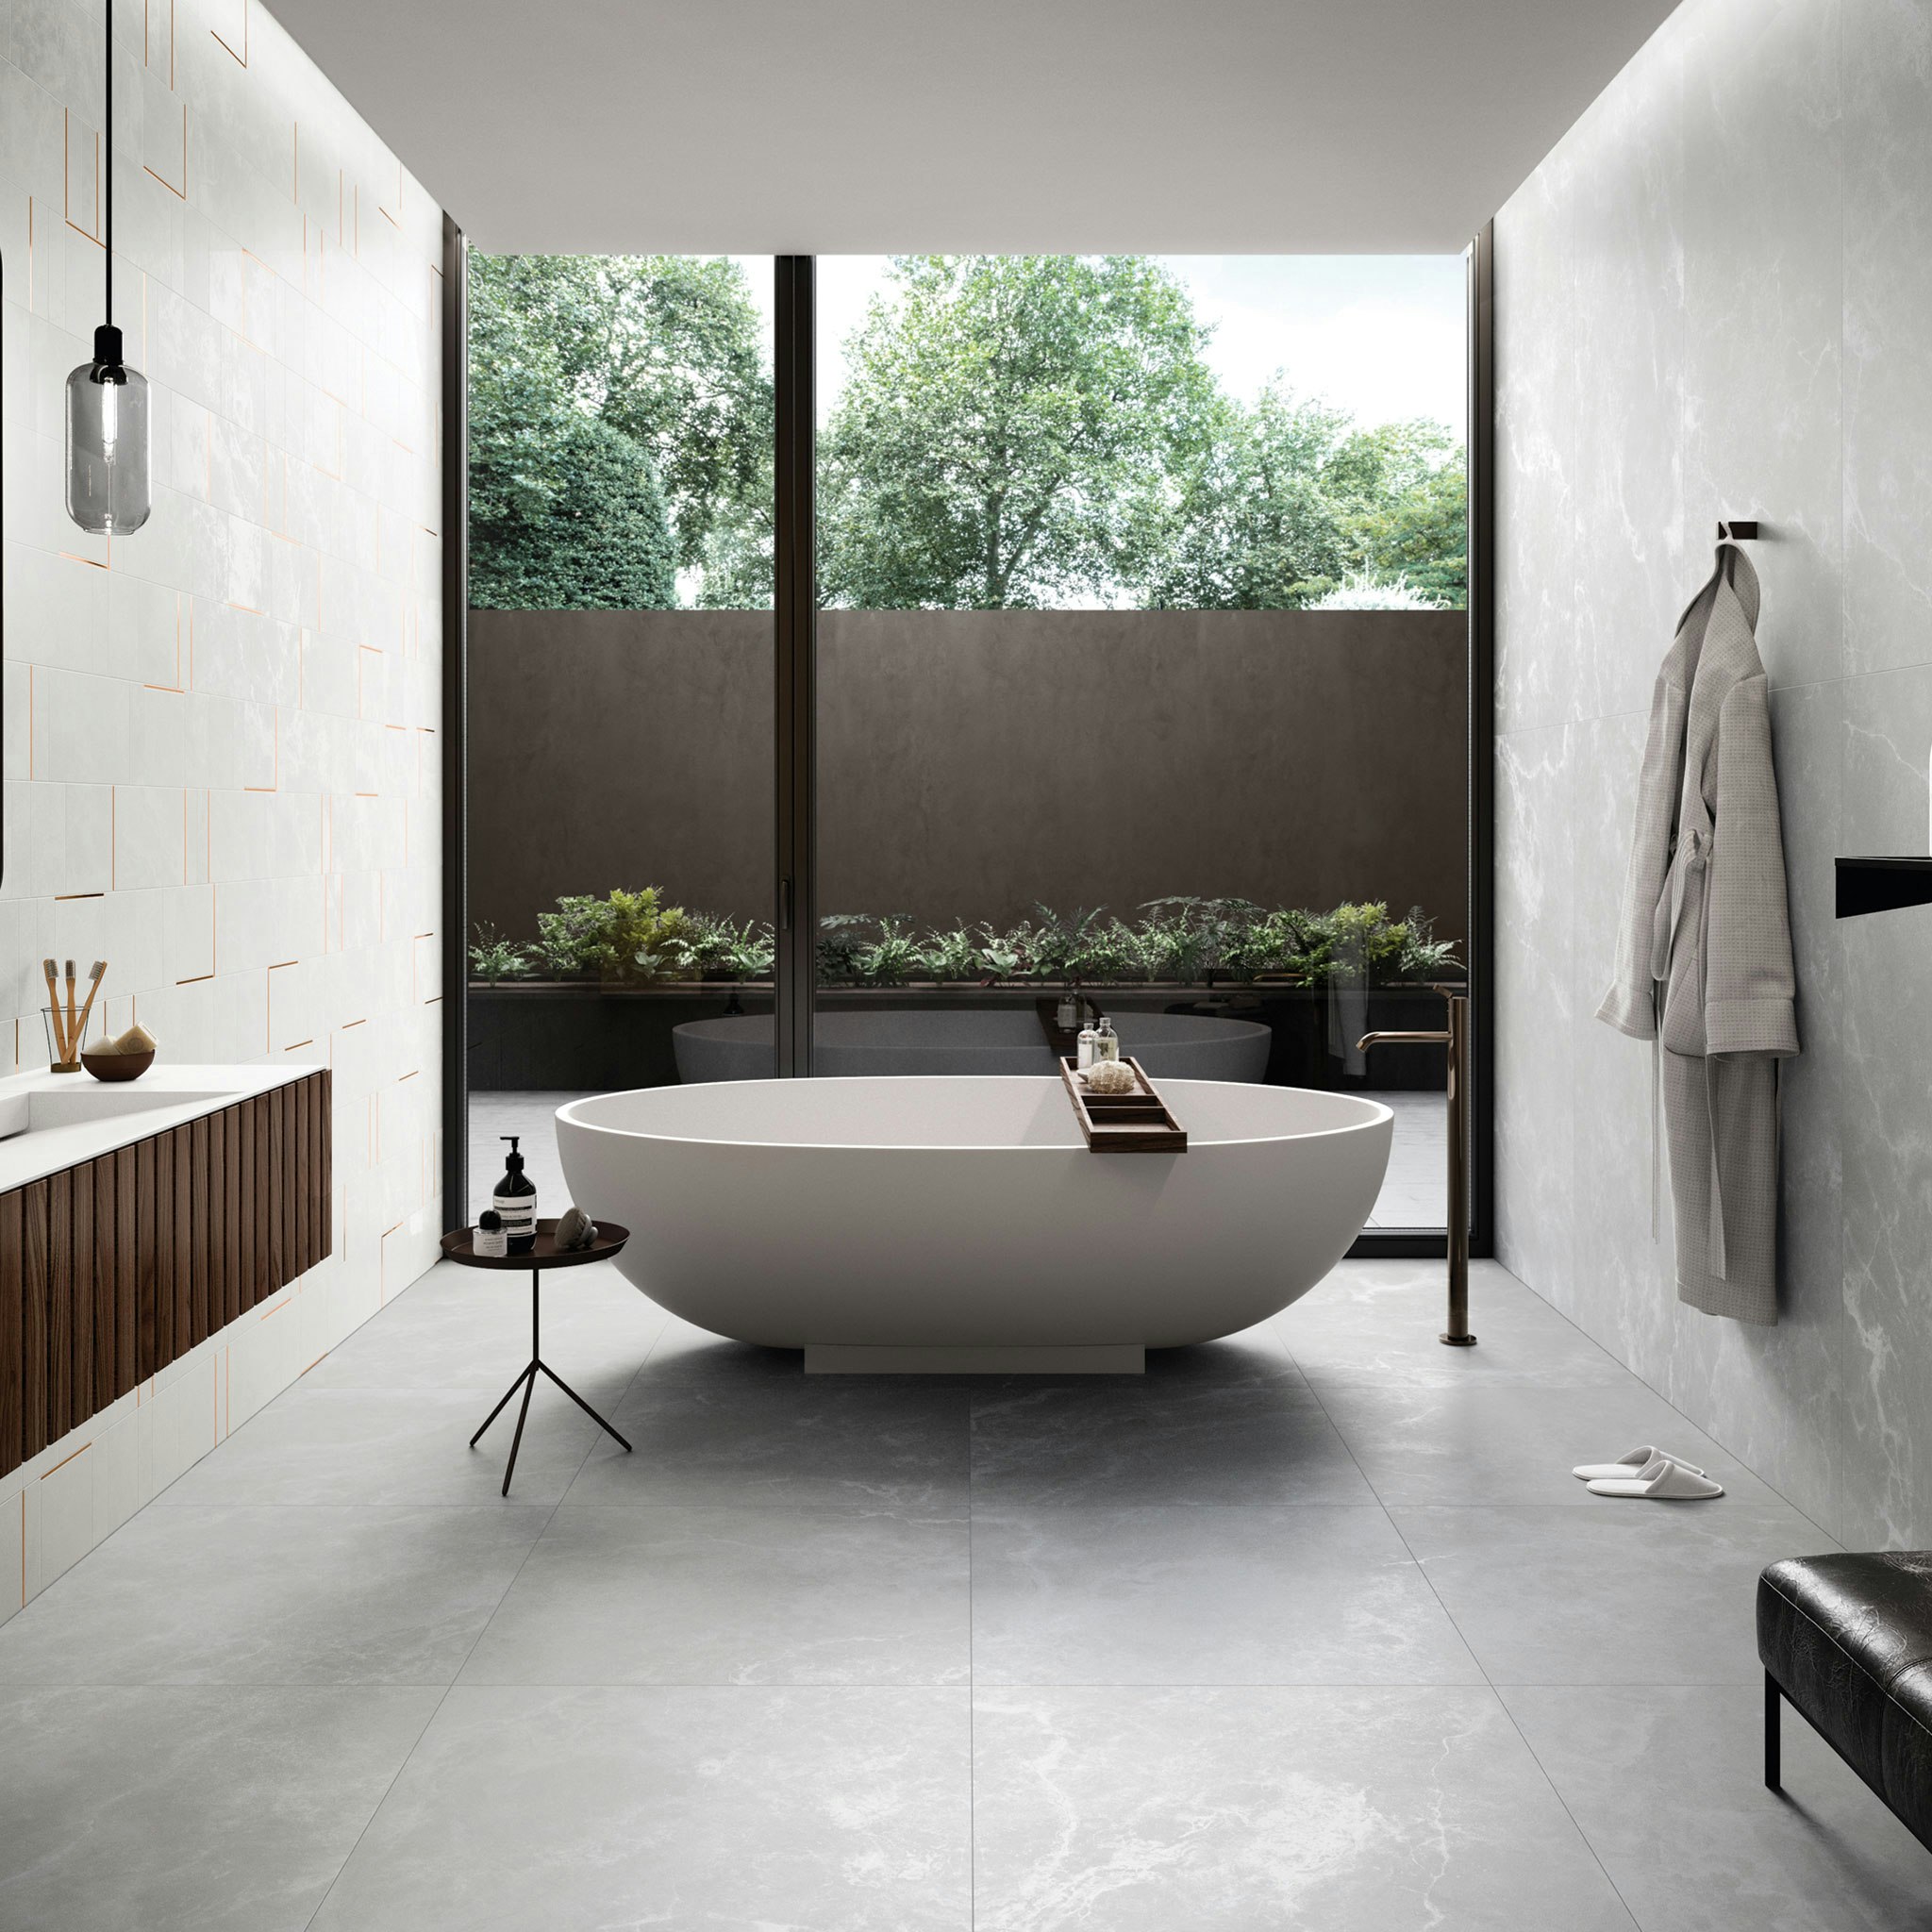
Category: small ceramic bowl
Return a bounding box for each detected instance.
[81,1047,156,1083]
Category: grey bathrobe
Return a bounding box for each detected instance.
[1597,543,1799,1324]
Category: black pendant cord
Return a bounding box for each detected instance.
[103,0,112,333]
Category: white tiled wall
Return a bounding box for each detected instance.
[0,0,445,1616]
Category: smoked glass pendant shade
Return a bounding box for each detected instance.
[65,324,151,536]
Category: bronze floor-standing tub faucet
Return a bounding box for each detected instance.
[1358,990,1474,1346]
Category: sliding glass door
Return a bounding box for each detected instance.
[460,254,776,1207]
[457,248,1481,1243]
[808,253,1469,1235]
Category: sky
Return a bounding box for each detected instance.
[733,254,1467,441]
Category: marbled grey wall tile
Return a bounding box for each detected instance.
[1843,0,1932,675]
[1566,710,1679,1374]
[1495,724,1576,1291]
[1495,158,1581,738]
[1568,27,1690,725]
[1835,666,1932,1544]
[1679,0,1846,691]
[1495,0,1932,1551]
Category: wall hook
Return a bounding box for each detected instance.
[1718,519,1759,541]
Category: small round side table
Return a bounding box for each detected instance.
[440,1218,633,1496]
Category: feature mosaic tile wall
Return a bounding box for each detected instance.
[0,0,444,1613]
[1493,0,1932,1546]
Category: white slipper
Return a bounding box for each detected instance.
[1587,1457,1724,1500]
[1572,1444,1706,1482]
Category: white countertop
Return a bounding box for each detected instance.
[0,1062,325,1195]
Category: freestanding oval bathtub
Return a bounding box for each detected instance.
[556,1077,1391,1373]
[672,1008,1273,1084]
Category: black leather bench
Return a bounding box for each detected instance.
[1758,1551,1932,1852]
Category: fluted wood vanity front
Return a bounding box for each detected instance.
[0,1067,331,1480]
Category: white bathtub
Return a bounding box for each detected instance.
[556,1076,1391,1373]
[672,1007,1273,1083]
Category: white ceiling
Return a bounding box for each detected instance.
[272,0,1677,256]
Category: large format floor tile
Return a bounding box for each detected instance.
[567,1351,973,1509]
[1279,1259,1633,1387]
[300,1257,662,1398]
[971,1505,1483,1686]
[158,1383,603,1506]
[8,1234,1874,1929]
[970,1343,1374,1507]
[1504,1685,1932,1931]
[1317,1379,1781,1506]
[0,1686,442,1932]
[0,1503,547,1685]
[459,1504,970,1686]
[972,1685,1637,1931]
[310,1685,973,1932]
[1391,1503,1835,1685]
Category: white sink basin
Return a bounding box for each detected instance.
[0,1063,321,1195]
[0,1086,231,1140]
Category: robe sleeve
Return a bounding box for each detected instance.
[1596,674,1685,1041]
[1704,673,1799,1058]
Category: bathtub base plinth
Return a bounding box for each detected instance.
[803,1342,1145,1375]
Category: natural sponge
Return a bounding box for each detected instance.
[1084,1058,1137,1095]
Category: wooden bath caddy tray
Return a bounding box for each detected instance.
[1058,1056,1189,1153]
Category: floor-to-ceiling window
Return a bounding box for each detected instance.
[810,254,1468,1231]
[460,254,776,1209]
[455,250,1475,1239]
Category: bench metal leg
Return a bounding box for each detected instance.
[1765,1672,1781,1790]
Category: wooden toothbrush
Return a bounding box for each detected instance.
[72,962,106,1055]
[64,961,76,1058]
[42,959,68,1062]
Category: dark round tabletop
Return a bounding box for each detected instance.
[440,1217,629,1271]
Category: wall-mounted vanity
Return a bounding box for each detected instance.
[0,1064,331,1481]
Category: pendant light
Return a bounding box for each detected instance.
[65,0,150,535]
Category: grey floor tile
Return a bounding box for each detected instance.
[301,1257,662,1397]
[469,1091,589,1216]
[0,1504,546,1685]
[970,1342,1374,1507]
[1280,1258,1634,1386]
[972,1684,1637,1931]
[0,1685,442,1932]
[158,1384,602,1506]
[972,1506,1483,1686]
[1504,1685,1932,1931]
[566,1351,972,1509]
[1317,1380,1782,1506]
[460,1504,970,1687]
[311,1685,973,1932]
[1391,1503,1835,1686]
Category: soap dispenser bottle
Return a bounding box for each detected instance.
[492,1136,538,1255]
[1076,1017,1099,1069]
[1093,1016,1120,1062]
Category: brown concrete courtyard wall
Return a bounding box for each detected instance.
[467,607,1468,949]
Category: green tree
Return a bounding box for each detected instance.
[818,256,1219,608]
[1145,389,1357,608]
[1148,397,1465,610]
[467,253,772,608]
[1346,455,1467,606]
[471,406,678,608]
